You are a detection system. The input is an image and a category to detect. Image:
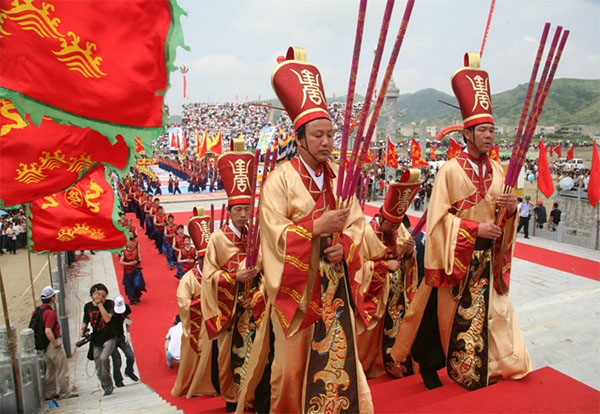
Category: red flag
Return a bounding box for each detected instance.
[0,98,128,207]
[537,139,554,198]
[410,139,428,167]
[197,131,207,158]
[566,145,574,161]
[134,137,145,154]
[553,144,562,158]
[548,145,554,157]
[489,144,500,161]
[208,131,223,155]
[182,131,188,153]
[365,149,375,164]
[380,150,386,167]
[446,138,464,160]
[0,0,179,133]
[28,166,127,252]
[429,145,438,160]
[387,137,399,168]
[588,140,600,207]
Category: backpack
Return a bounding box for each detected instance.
[29,306,50,351]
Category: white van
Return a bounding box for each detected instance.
[563,158,588,171]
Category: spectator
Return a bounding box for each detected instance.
[110,295,139,387]
[34,286,78,400]
[533,200,547,229]
[517,195,532,239]
[81,283,116,396]
[165,315,183,369]
[548,203,561,231]
[4,222,16,254]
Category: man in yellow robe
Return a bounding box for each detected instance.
[392,52,531,390]
[355,170,420,379]
[171,209,218,399]
[202,143,265,412]
[237,47,372,414]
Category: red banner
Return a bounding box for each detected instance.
[0,0,174,128]
[446,138,464,160]
[387,137,399,168]
[410,139,428,167]
[537,139,554,198]
[566,145,574,161]
[0,98,128,207]
[489,144,500,161]
[28,165,127,252]
[429,145,438,160]
[588,140,599,207]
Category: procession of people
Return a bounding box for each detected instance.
[129,45,534,413]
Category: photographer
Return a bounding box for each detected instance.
[81,283,117,396]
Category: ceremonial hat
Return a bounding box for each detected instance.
[217,137,254,206]
[381,168,422,224]
[451,52,494,128]
[188,213,211,257]
[271,46,330,131]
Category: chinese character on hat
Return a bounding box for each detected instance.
[217,137,254,206]
[381,169,422,224]
[271,46,330,131]
[188,214,211,257]
[451,52,494,128]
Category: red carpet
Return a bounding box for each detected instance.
[114,210,599,414]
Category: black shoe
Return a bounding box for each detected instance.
[420,369,443,390]
[225,402,237,412]
[103,388,114,396]
[115,381,125,388]
[125,370,139,382]
[524,236,530,239]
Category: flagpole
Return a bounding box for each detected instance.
[0,267,24,413]
[47,252,53,284]
[27,249,36,310]
[533,188,539,236]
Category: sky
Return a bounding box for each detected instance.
[165,0,600,115]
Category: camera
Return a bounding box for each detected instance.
[76,330,91,348]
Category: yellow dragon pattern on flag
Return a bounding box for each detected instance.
[0,0,106,78]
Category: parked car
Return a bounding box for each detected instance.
[563,158,588,171]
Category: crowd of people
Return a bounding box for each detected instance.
[0,208,27,255]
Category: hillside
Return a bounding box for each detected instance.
[395,78,600,126]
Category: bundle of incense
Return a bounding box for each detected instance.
[336,0,368,200]
[246,148,271,269]
[410,209,427,237]
[341,0,397,200]
[479,0,496,58]
[344,0,415,200]
[505,22,551,185]
[210,203,215,233]
[245,148,262,265]
[507,27,569,187]
[219,203,226,230]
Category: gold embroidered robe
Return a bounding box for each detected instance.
[236,158,373,414]
[391,152,531,390]
[171,267,217,398]
[355,217,418,379]
[202,227,265,404]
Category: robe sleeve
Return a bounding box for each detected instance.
[201,232,238,339]
[354,224,388,330]
[176,270,201,337]
[424,162,479,287]
[397,224,418,303]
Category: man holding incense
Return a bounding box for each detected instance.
[201,137,265,412]
[236,47,372,414]
[354,169,421,380]
[392,52,531,390]
[172,209,219,399]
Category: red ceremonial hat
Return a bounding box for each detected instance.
[271,46,330,131]
[451,52,494,128]
[381,169,422,224]
[217,138,254,206]
[188,214,211,257]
